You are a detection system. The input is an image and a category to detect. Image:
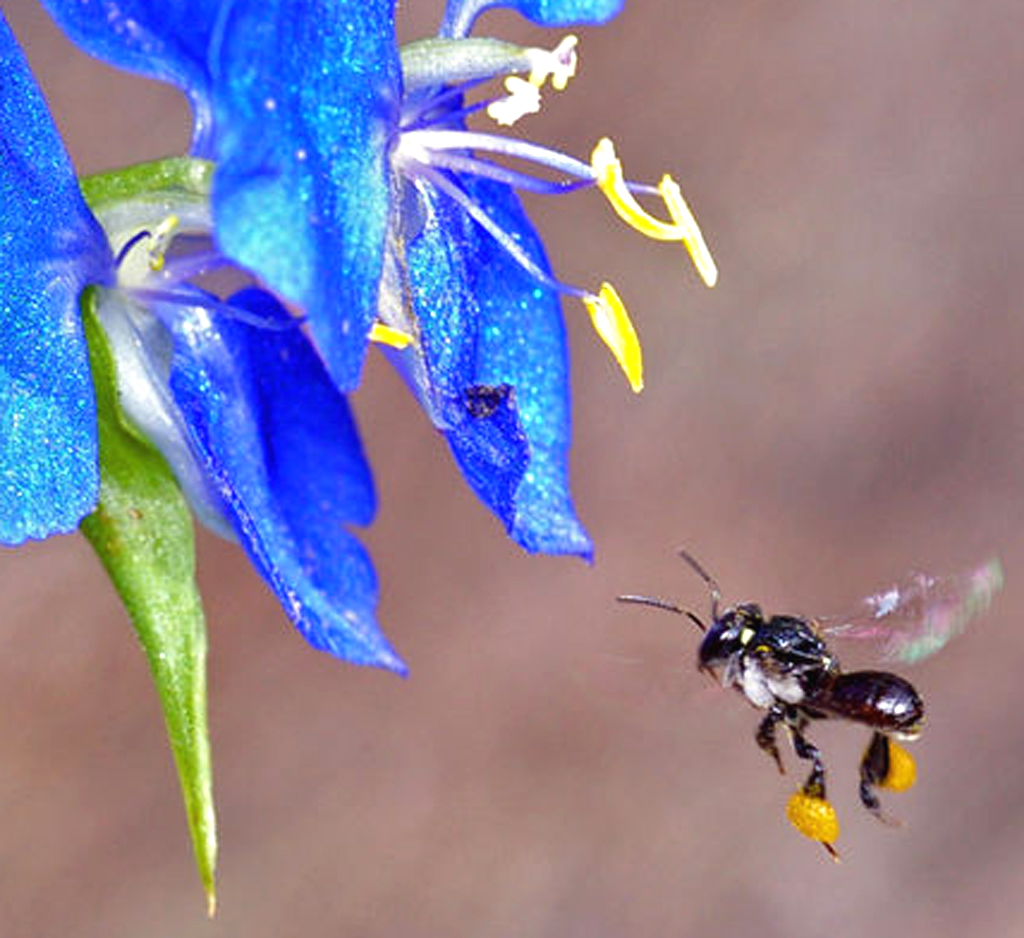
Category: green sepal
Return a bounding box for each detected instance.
[80,157,213,210]
[79,288,217,914]
[400,37,530,92]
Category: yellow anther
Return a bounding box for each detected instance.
[369,322,414,349]
[489,36,578,127]
[582,282,643,393]
[591,138,718,288]
[880,741,917,792]
[659,175,718,287]
[786,791,840,861]
[591,139,680,240]
[148,214,181,273]
[487,76,542,127]
[527,35,578,91]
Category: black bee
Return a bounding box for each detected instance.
[619,549,1002,859]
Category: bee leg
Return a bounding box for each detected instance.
[785,719,840,861]
[756,706,786,774]
[859,732,902,827]
[788,719,827,800]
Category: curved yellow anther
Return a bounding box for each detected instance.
[369,322,414,349]
[582,282,643,393]
[591,139,681,241]
[591,138,717,288]
[659,175,718,287]
[148,214,181,273]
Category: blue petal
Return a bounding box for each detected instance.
[164,288,405,673]
[46,0,402,392]
[443,0,623,35]
[40,0,222,147]
[400,183,530,524]
[209,0,400,392]
[511,0,624,21]
[461,179,593,558]
[0,12,111,545]
[401,177,590,557]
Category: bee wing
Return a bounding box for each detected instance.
[820,558,1003,664]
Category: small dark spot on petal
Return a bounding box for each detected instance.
[465,383,513,419]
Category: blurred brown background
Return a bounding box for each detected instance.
[3,0,1023,935]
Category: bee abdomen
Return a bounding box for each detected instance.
[812,670,924,735]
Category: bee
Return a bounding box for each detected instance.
[618,550,1002,860]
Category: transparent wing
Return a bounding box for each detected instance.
[821,558,1003,664]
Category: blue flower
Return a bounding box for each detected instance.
[0,9,401,671]
[39,0,720,560]
[5,0,717,666]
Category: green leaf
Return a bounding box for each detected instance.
[79,290,217,913]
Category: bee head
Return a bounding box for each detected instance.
[698,603,763,672]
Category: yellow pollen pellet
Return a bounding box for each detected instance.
[881,741,917,792]
[786,791,840,857]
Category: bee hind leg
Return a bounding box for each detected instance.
[859,732,903,827]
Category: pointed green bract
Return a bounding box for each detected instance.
[79,289,217,912]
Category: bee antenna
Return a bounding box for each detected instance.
[615,595,707,634]
[676,547,723,620]
[617,594,684,615]
[685,610,708,634]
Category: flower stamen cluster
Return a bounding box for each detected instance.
[391,39,717,393]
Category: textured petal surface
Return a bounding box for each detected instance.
[444,0,623,35]
[489,0,624,24]
[0,12,111,544]
[210,0,400,391]
[40,0,222,145]
[164,288,404,672]
[462,179,592,557]
[401,182,530,525]
[47,0,401,391]
[402,175,590,556]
